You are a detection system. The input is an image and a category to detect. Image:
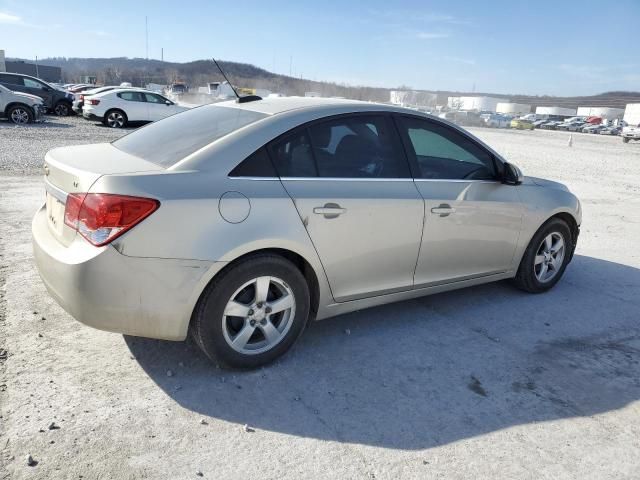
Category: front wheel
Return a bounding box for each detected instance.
[8,105,33,124]
[191,254,310,369]
[103,109,128,128]
[53,101,71,116]
[512,218,572,293]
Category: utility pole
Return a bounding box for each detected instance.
[161,47,163,62]
[35,56,39,78]
[145,16,149,60]
[289,55,292,77]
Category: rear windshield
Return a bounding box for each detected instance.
[112,105,268,167]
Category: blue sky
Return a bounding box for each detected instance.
[1,0,638,96]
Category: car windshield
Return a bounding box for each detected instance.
[112,104,268,167]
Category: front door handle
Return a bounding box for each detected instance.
[431,204,456,217]
[313,203,346,218]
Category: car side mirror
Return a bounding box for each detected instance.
[503,162,523,185]
[165,100,172,106]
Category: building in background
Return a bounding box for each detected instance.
[496,102,531,116]
[535,106,577,117]
[576,106,624,120]
[447,96,502,112]
[0,50,62,82]
[390,90,438,108]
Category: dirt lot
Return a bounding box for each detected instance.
[1,117,640,479]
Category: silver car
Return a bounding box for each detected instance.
[32,97,581,368]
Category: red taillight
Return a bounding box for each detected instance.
[64,193,159,246]
[79,94,85,101]
[88,99,100,105]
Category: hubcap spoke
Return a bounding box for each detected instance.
[259,320,280,344]
[232,324,256,349]
[268,294,294,314]
[539,263,548,279]
[544,235,553,251]
[254,276,271,304]
[534,254,545,265]
[224,300,251,317]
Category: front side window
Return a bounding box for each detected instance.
[270,115,410,178]
[118,91,145,102]
[397,116,496,180]
[113,105,268,168]
[144,93,167,104]
[24,78,45,89]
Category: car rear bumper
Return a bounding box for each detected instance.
[82,111,102,121]
[32,204,221,341]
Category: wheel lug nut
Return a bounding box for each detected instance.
[265,307,272,314]
[257,302,264,308]
[248,309,254,316]
[249,320,256,326]
[260,319,267,325]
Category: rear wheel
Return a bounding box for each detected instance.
[103,109,127,128]
[513,218,572,293]
[191,254,310,369]
[623,137,630,143]
[8,105,33,124]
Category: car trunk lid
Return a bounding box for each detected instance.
[43,143,164,246]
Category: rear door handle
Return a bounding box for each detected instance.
[431,204,456,217]
[313,203,346,218]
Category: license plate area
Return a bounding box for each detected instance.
[46,192,66,237]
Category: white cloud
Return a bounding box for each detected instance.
[416,32,450,40]
[0,11,21,24]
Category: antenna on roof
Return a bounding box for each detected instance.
[211,58,262,103]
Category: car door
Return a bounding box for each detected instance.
[22,77,54,106]
[394,115,523,287]
[116,91,148,121]
[143,92,174,121]
[269,114,424,302]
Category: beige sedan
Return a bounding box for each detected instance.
[33,97,581,368]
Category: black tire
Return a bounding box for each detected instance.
[512,218,572,293]
[53,100,71,116]
[103,109,128,128]
[623,137,630,144]
[7,104,34,124]
[191,254,310,369]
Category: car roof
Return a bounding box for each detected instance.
[217,96,395,116]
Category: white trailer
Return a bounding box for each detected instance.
[496,102,531,115]
[535,106,577,117]
[623,104,640,126]
[447,96,502,112]
[576,107,624,120]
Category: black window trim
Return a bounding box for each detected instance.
[392,112,505,183]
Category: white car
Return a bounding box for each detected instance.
[0,83,45,124]
[82,89,188,128]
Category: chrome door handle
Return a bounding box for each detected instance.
[313,203,346,218]
[431,204,456,217]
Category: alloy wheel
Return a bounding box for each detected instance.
[10,108,29,124]
[54,103,69,116]
[106,112,125,128]
[534,232,565,283]
[221,276,296,355]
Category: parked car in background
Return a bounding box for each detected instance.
[540,121,562,130]
[0,84,45,124]
[565,122,588,132]
[484,114,511,128]
[532,119,548,128]
[622,124,640,143]
[599,126,621,135]
[582,124,605,134]
[510,118,534,130]
[72,86,144,114]
[33,97,581,369]
[0,72,74,116]
[82,89,188,127]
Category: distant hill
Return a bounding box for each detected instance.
[10,56,640,109]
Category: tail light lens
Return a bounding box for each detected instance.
[79,94,85,101]
[64,193,159,246]
[88,99,100,105]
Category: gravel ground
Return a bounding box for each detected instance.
[1,118,640,479]
[0,115,127,175]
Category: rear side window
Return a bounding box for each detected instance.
[270,115,410,178]
[397,116,496,180]
[0,74,22,86]
[118,91,145,102]
[113,105,268,167]
[229,148,276,177]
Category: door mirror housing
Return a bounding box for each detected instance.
[503,162,523,185]
[165,100,172,106]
